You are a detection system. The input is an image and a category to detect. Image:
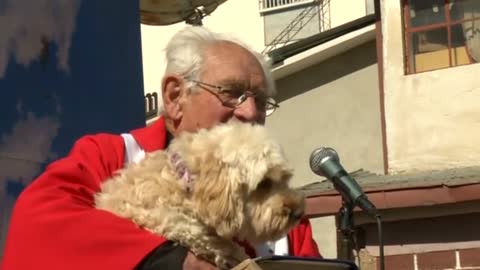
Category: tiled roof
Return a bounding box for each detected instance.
[300,166,480,217]
[299,166,480,196]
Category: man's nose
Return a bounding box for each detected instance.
[233,97,263,123]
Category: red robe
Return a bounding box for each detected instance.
[1,118,320,270]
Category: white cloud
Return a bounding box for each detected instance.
[0,100,61,186]
[0,99,61,258]
[0,0,82,78]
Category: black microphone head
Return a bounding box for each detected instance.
[309,147,339,176]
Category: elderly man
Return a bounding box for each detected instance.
[1,26,320,270]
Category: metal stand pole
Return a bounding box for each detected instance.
[337,198,355,262]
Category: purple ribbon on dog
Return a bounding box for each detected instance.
[168,151,195,192]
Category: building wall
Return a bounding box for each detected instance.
[329,0,369,28]
[381,0,480,173]
[266,40,383,258]
[359,211,480,270]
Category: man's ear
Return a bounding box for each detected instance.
[162,75,186,121]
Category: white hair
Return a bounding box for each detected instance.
[164,26,276,96]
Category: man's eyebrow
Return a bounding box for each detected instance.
[217,79,268,94]
[217,79,247,87]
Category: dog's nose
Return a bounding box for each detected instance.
[290,208,304,220]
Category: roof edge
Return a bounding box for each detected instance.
[268,14,377,65]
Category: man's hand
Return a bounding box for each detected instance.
[183,252,218,270]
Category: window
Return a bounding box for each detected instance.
[145,92,158,120]
[366,0,375,15]
[403,0,480,74]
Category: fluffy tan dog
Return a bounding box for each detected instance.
[95,121,305,269]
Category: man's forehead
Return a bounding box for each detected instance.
[204,42,261,66]
[207,40,250,53]
[216,78,247,85]
[201,41,267,86]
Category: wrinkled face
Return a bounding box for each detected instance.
[162,41,269,137]
[181,122,305,243]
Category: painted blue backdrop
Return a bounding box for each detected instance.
[0,0,146,256]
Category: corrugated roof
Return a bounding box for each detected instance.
[300,166,480,217]
[299,166,480,196]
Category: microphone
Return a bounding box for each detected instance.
[309,147,378,217]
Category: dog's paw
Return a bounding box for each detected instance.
[214,255,239,270]
[214,248,249,270]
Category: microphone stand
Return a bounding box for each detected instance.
[337,197,355,262]
[336,197,386,270]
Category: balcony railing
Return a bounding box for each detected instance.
[259,0,313,11]
[145,92,158,120]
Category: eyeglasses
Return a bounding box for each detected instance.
[185,78,279,116]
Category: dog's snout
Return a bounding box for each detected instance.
[281,191,306,221]
[290,208,304,220]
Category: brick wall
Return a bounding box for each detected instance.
[355,212,480,270]
[359,248,480,270]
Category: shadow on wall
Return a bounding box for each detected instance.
[361,212,480,247]
[275,40,378,102]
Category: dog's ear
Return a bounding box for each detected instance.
[192,159,246,239]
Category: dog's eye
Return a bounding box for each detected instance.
[257,178,273,191]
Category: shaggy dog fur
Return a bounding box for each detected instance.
[94,121,305,269]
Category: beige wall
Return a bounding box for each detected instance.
[267,40,383,258]
[381,0,480,173]
[330,0,368,28]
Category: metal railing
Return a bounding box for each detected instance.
[262,0,331,54]
[262,4,319,54]
[259,0,312,10]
